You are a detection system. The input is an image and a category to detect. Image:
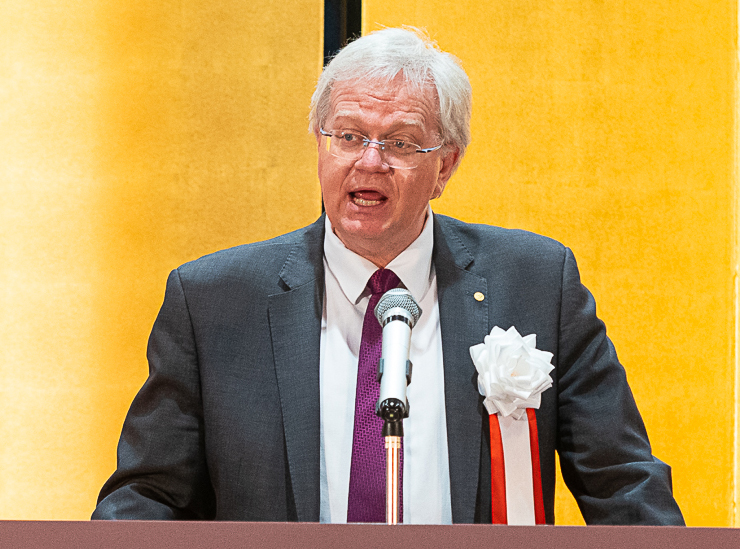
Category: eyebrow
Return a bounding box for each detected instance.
[329,112,425,131]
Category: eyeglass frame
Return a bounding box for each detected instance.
[318,128,443,168]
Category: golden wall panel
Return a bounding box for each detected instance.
[364,1,736,526]
[2,0,735,526]
[1,0,323,519]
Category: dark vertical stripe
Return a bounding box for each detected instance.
[324,0,362,66]
[321,1,361,212]
[345,0,361,44]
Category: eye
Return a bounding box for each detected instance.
[340,132,361,142]
[389,140,409,150]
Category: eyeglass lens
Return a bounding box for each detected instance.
[323,134,422,169]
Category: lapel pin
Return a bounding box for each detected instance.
[474,292,485,302]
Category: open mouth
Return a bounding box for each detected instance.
[351,191,386,207]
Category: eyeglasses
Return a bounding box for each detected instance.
[319,128,443,169]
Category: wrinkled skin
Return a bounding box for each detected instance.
[316,76,460,267]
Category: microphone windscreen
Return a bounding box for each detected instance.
[374,288,422,327]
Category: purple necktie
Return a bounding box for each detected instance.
[347,268,402,523]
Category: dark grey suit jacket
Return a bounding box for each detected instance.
[93,214,684,525]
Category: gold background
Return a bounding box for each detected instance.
[1,0,736,525]
[0,0,323,519]
[363,0,737,526]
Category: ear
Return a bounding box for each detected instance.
[431,146,461,199]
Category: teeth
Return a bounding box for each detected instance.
[353,196,381,206]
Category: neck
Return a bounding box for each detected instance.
[336,232,420,269]
[333,212,430,268]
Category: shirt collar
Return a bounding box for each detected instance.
[323,207,435,305]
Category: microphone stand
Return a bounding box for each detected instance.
[373,289,420,526]
[379,399,405,525]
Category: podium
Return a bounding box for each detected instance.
[0,521,737,548]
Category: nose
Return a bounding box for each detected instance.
[355,142,389,171]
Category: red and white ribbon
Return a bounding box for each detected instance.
[469,325,553,524]
[488,408,545,525]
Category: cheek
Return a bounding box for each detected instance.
[317,154,334,186]
[405,169,439,201]
[318,158,348,202]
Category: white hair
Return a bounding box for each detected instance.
[309,27,472,159]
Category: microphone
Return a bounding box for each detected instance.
[374,288,422,427]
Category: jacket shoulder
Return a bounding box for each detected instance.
[434,214,568,270]
[175,220,321,283]
[162,218,323,302]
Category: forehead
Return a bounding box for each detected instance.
[327,77,439,132]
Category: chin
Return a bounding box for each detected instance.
[335,210,381,229]
[334,220,389,247]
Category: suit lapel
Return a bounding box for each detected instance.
[433,216,490,524]
[269,214,490,523]
[269,216,325,522]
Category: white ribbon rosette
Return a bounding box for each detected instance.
[469,326,554,419]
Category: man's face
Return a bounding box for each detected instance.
[316,76,459,267]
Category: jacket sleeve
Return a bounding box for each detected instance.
[555,248,684,525]
[92,268,216,520]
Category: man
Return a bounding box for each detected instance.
[93,28,684,525]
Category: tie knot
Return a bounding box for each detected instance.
[367,269,400,296]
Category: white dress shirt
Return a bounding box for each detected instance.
[319,210,452,524]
